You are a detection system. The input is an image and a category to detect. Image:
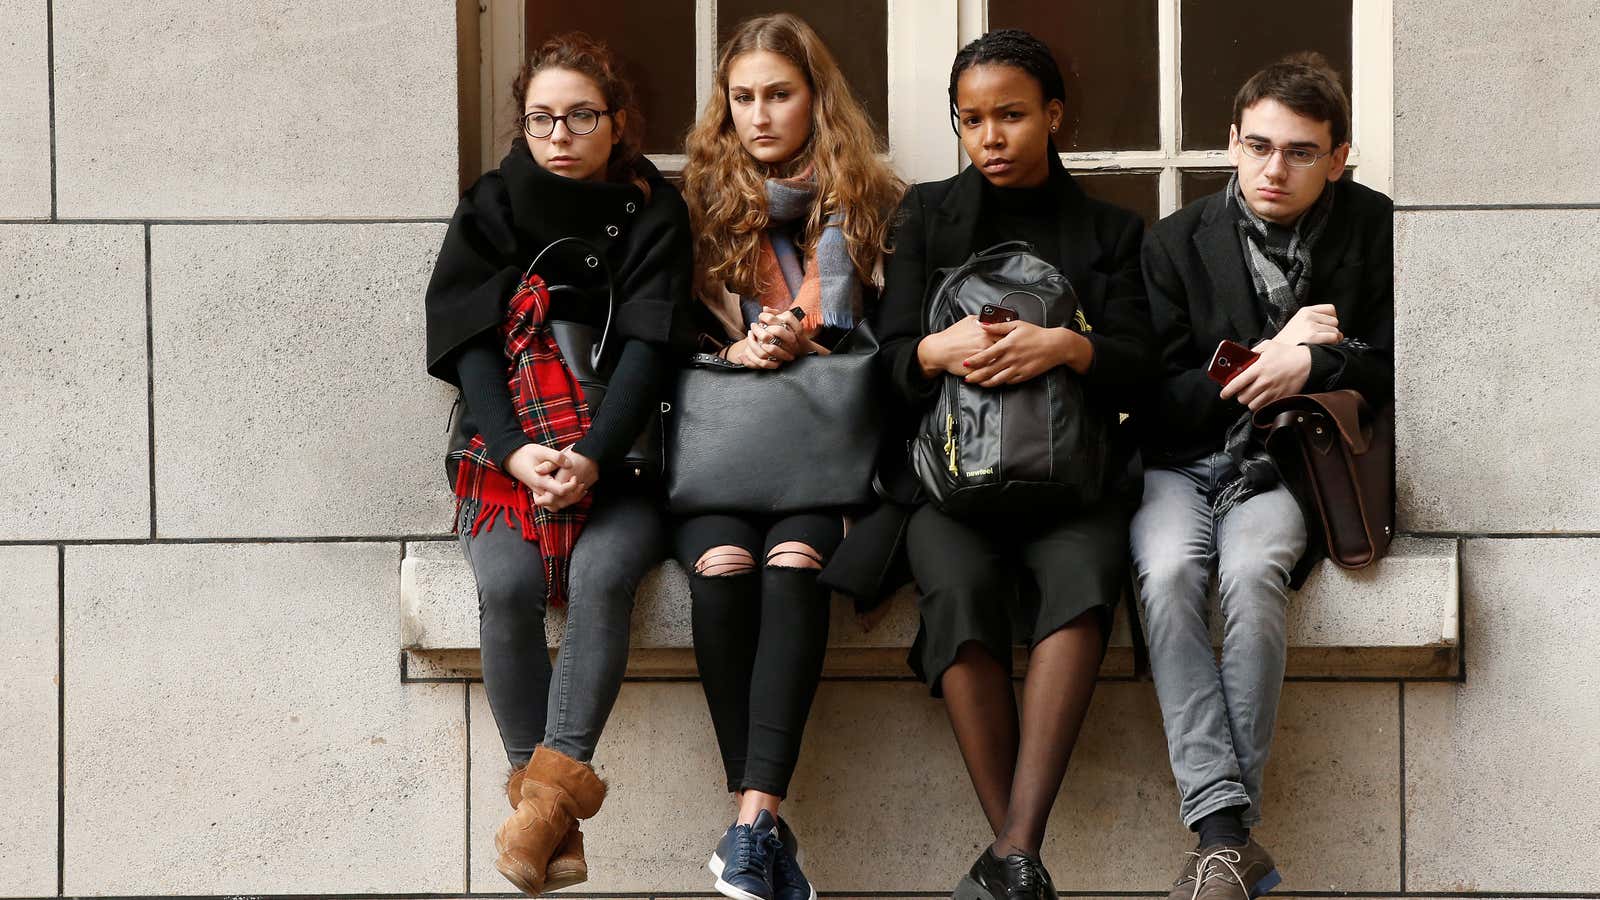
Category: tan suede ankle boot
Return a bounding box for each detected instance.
[543,827,586,891]
[504,765,587,892]
[494,746,606,896]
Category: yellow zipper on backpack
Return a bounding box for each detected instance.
[944,413,957,475]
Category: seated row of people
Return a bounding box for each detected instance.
[423,15,1392,900]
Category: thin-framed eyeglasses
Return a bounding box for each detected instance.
[521,108,612,139]
[1238,139,1335,168]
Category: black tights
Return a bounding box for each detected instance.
[941,614,1105,859]
[677,512,843,797]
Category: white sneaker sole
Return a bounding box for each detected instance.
[714,875,771,900]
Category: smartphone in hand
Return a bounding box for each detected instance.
[979,303,1019,325]
[1206,339,1260,385]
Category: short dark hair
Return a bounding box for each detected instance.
[948,28,1067,116]
[1231,52,1351,148]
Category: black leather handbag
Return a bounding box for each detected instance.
[445,237,662,483]
[911,241,1107,517]
[665,322,882,515]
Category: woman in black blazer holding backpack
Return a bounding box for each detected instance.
[874,30,1155,899]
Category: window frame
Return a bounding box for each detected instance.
[469,0,1393,211]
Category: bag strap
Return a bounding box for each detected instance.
[524,236,616,370]
[1253,389,1373,453]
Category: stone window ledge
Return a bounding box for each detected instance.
[400,537,1458,681]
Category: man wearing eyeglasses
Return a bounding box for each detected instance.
[1130,52,1395,900]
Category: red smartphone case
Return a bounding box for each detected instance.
[1206,340,1260,385]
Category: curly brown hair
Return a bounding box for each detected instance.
[682,14,904,300]
[512,32,648,184]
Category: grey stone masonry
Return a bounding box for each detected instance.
[63,542,465,896]
[1404,539,1600,891]
[0,225,149,540]
[150,224,455,538]
[1395,0,1600,206]
[0,0,51,218]
[0,546,59,897]
[1394,210,1600,532]
[51,0,457,218]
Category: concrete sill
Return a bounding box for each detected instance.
[400,536,1459,681]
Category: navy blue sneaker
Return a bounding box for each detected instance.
[712,809,781,900]
[711,814,802,876]
[771,820,817,900]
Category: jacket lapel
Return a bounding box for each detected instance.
[1051,169,1098,289]
[1310,179,1357,305]
[1193,192,1264,340]
[928,164,985,270]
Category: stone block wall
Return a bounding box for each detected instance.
[2,0,1597,896]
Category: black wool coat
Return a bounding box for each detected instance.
[1137,177,1395,466]
[424,147,695,382]
[423,146,695,473]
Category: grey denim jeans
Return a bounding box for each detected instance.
[1129,450,1306,828]
[457,489,666,768]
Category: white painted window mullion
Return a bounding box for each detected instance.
[888,0,962,183]
[482,0,526,172]
[696,0,717,115]
[1158,0,1181,213]
[1351,0,1394,196]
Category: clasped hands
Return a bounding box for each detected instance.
[504,443,599,511]
[1219,303,1342,411]
[919,315,1093,385]
[723,306,821,369]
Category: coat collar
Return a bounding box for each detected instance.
[928,157,1099,275]
[499,145,651,251]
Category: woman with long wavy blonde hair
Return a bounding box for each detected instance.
[677,13,902,900]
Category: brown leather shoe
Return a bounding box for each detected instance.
[504,766,587,891]
[1165,848,1203,900]
[494,746,606,896]
[1192,838,1281,900]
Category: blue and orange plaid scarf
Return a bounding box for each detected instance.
[450,272,592,606]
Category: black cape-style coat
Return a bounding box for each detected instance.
[424,146,695,383]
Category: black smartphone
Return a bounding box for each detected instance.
[979,303,1019,324]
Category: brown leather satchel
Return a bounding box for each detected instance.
[1253,390,1394,569]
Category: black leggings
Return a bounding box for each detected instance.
[676,512,844,797]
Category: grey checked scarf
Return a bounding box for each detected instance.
[1211,171,1335,518]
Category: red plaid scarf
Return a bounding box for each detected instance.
[451,272,592,606]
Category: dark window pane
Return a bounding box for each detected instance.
[1181,165,1354,207]
[989,0,1160,152]
[1180,168,1233,206]
[1179,0,1351,150]
[718,1,889,145]
[1073,171,1160,226]
[525,1,696,154]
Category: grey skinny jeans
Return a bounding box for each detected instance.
[457,489,666,768]
[1129,450,1306,828]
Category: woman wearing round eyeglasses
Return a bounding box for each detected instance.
[423,31,693,898]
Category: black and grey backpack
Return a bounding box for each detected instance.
[911,241,1107,516]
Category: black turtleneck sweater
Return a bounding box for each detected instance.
[976,176,1062,270]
